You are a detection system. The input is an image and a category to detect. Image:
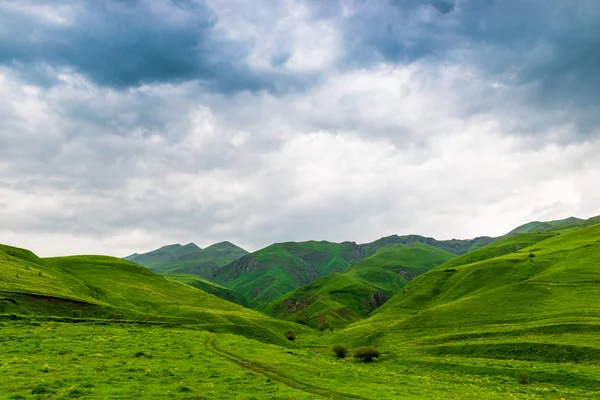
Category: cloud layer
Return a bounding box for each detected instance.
[1,0,599,256]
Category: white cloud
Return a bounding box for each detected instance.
[1,9,600,258]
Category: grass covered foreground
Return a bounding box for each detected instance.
[2,219,600,399]
[2,319,599,399]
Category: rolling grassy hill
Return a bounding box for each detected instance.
[336,222,600,353]
[360,234,495,256]
[504,215,600,236]
[262,242,455,328]
[213,240,364,304]
[2,218,600,399]
[165,273,250,306]
[213,234,495,307]
[0,244,306,344]
[125,241,249,278]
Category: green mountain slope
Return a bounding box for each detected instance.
[339,223,600,353]
[360,234,495,256]
[165,273,250,306]
[124,242,200,266]
[0,244,306,345]
[213,241,363,304]
[262,243,455,328]
[505,216,583,236]
[125,241,249,277]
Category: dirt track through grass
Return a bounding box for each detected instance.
[203,335,369,400]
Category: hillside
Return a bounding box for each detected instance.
[165,273,250,306]
[360,234,495,256]
[124,242,200,266]
[502,216,600,236]
[263,242,455,328]
[0,244,306,344]
[125,241,249,278]
[338,223,600,351]
[213,241,363,304]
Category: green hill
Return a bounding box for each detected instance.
[0,244,306,344]
[360,234,495,256]
[213,241,364,304]
[124,242,200,267]
[125,241,249,278]
[505,216,583,236]
[337,223,600,352]
[165,273,250,306]
[263,242,455,328]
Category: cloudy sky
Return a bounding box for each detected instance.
[1,0,600,257]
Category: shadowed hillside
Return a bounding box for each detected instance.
[262,242,455,328]
[213,241,364,304]
[125,241,249,278]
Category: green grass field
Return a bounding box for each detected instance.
[2,219,600,399]
[2,319,598,399]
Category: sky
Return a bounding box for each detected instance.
[1,0,600,257]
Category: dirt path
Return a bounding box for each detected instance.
[203,336,369,400]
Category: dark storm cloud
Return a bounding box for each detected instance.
[1,0,600,257]
[335,1,600,113]
[0,0,302,92]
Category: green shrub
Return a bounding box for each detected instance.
[285,330,296,341]
[353,346,380,362]
[516,370,528,384]
[333,345,347,358]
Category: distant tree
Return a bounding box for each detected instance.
[353,346,380,362]
[285,330,296,341]
[529,253,535,258]
[333,345,347,358]
[516,371,528,384]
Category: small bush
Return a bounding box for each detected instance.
[285,330,296,341]
[31,385,53,395]
[333,345,347,358]
[528,252,535,258]
[516,370,528,384]
[133,351,152,358]
[353,346,381,362]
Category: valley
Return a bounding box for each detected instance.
[1,216,600,399]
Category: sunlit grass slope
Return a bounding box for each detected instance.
[339,223,600,350]
[505,215,600,236]
[3,320,598,399]
[165,272,250,306]
[262,243,455,328]
[214,240,364,304]
[0,246,307,344]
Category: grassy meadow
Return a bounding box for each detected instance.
[2,219,600,398]
[2,319,599,399]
